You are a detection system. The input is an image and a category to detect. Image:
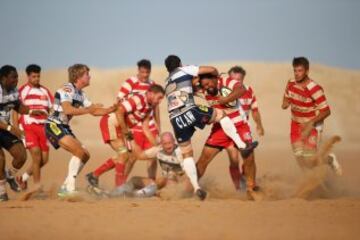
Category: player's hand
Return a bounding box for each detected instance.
[9,125,23,139]
[106,104,117,114]
[29,109,48,116]
[256,125,265,136]
[88,103,104,114]
[301,121,314,140]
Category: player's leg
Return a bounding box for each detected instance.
[6,142,27,191]
[290,121,307,169]
[196,146,221,179]
[29,147,42,184]
[0,148,8,201]
[209,107,248,149]
[58,135,89,192]
[171,110,207,200]
[18,125,50,189]
[225,145,241,191]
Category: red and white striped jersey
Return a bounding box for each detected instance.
[117,76,154,100]
[18,83,54,125]
[284,79,330,123]
[198,77,247,126]
[120,93,152,128]
[239,84,259,120]
[117,76,156,132]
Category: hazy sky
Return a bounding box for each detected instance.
[1,0,359,70]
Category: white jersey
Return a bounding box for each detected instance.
[48,83,92,125]
[157,146,184,178]
[0,85,20,124]
[165,65,199,119]
[18,84,53,125]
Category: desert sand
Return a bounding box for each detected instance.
[1,62,360,240]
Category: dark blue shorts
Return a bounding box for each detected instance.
[170,106,214,143]
[0,129,22,150]
[45,122,75,149]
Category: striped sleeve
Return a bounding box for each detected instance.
[224,78,241,90]
[308,83,329,112]
[118,78,135,99]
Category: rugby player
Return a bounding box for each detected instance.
[110,132,188,198]
[282,57,341,173]
[119,59,160,178]
[228,66,264,136]
[195,74,260,200]
[164,55,257,200]
[12,64,53,193]
[86,84,165,191]
[0,65,44,201]
[45,64,115,197]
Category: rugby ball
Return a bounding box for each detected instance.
[220,87,237,108]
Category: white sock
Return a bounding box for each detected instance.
[22,172,30,182]
[64,156,84,191]
[219,117,246,149]
[182,157,200,192]
[0,179,6,195]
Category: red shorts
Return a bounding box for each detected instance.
[23,123,49,152]
[205,122,252,150]
[100,114,122,144]
[100,114,159,150]
[290,121,318,149]
[132,128,159,150]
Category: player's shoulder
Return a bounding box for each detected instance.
[126,76,139,84]
[59,83,75,94]
[243,84,254,92]
[179,65,199,75]
[128,92,146,105]
[287,78,296,87]
[306,79,323,91]
[39,84,52,94]
[18,83,30,92]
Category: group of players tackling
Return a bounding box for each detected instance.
[0,55,342,202]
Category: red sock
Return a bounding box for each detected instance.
[115,162,127,187]
[229,166,241,190]
[93,158,115,177]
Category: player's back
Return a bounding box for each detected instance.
[118,76,154,100]
[165,66,199,117]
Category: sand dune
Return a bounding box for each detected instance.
[1,62,360,239]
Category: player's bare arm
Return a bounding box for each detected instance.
[217,84,246,106]
[87,103,116,116]
[11,110,19,128]
[61,101,93,116]
[301,108,331,139]
[198,66,219,76]
[154,104,161,132]
[115,105,131,137]
[282,95,290,109]
[142,115,157,146]
[252,110,265,136]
